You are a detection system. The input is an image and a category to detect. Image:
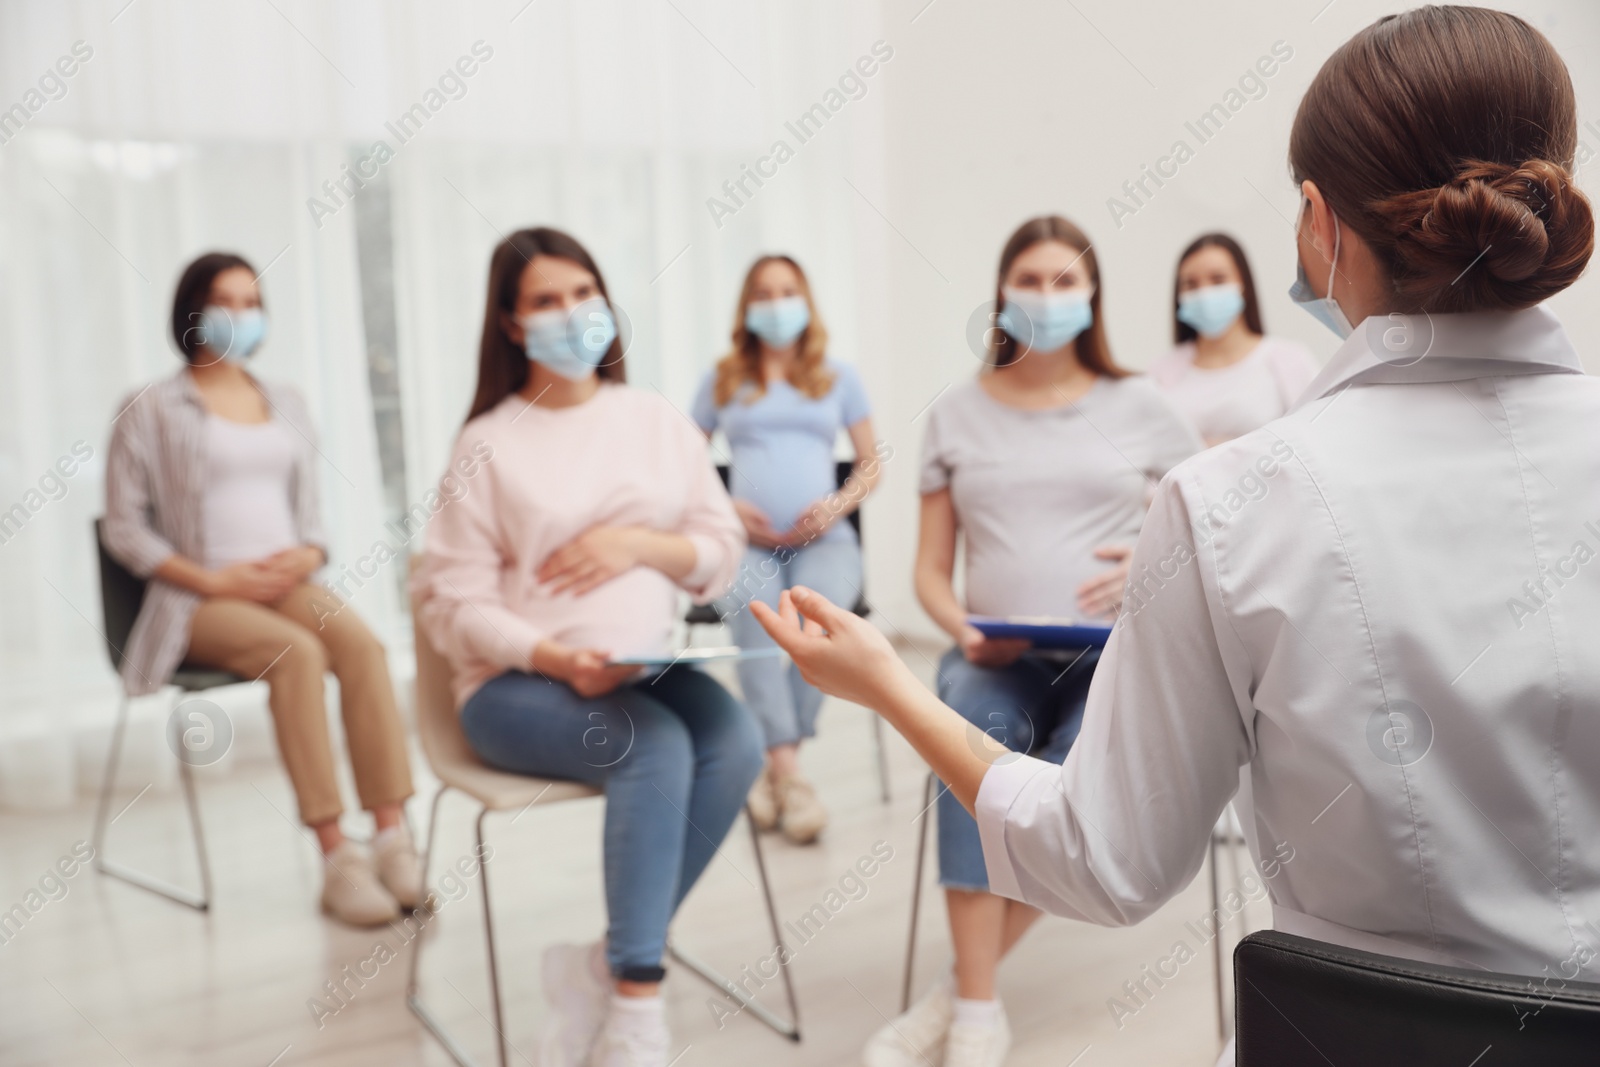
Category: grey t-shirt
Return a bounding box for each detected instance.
[919,375,1202,618]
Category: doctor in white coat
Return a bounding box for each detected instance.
[754,6,1597,1065]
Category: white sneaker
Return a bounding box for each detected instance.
[589,994,671,1067]
[862,973,954,1067]
[541,941,612,1067]
[320,840,401,927]
[944,1002,1011,1067]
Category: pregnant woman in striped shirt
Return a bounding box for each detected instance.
[103,252,422,928]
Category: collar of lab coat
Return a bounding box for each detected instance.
[1293,304,1582,410]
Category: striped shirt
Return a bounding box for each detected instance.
[102,369,325,696]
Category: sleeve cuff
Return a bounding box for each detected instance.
[680,532,725,597]
[975,753,1056,903]
[123,536,178,579]
[478,614,546,673]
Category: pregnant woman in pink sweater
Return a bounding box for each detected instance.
[414,227,761,1067]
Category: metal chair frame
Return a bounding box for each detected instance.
[91,678,227,911]
[91,517,241,911]
[406,786,802,1067]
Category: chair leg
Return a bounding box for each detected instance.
[666,807,802,1042]
[479,808,510,1067]
[408,788,512,1067]
[1209,830,1226,1041]
[1223,806,1247,946]
[406,788,447,1001]
[92,693,211,911]
[871,712,891,803]
[901,772,936,1013]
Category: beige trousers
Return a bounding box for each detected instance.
[186,584,414,826]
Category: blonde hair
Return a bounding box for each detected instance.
[712,255,833,407]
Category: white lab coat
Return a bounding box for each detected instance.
[976,306,1600,980]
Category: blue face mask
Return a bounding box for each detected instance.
[1177,283,1245,339]
[998,288,1093,353]
[1288,202,1353,339]
[198,306,267,362]
[520,298,618,380]
[744,296,810,348]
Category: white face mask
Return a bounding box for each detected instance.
[1288,198,1354,339]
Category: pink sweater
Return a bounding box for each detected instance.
[415,384,746,708]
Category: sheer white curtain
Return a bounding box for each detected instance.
[0,0,890,806]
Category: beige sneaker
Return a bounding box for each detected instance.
[776,774,827,845]
[747,765,779,832]
[862,973,954,1067]
[374,826,426,911]
[321,839,401,927]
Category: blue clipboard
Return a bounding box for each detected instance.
[967,615,1113,649]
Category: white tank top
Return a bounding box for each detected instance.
[200,414,299,570]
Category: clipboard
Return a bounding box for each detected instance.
[967,615,1113,649]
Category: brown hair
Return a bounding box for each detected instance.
[1173,233,1264,344]
[990,216,1126,377]
[1289,5,1592,313]
[712,255,832,407]
[466,227,626,422]
[171,251,257,362]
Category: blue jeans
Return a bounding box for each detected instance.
[935,647,1101,891]
[720,537,863,748]
[460,666,763,981]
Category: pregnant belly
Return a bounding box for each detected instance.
[542,567,680,659]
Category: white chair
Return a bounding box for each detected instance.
[407,576,802,1067]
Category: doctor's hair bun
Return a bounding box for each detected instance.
[1289,6,1594,314]
[1372,158,1593,313]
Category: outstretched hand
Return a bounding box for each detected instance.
[750,586,912,710]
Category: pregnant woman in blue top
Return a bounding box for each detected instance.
[692,255,881,844]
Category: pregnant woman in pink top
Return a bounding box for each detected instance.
[414,227,760,1067]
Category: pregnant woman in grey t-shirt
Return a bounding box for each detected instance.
[864,216,1200,1067]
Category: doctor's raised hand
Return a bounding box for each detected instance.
[751,586,1006,812]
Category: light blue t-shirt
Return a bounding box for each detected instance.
[691,360,872,543]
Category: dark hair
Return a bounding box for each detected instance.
[171,252,257,362]
[466,227,625,422]
[1173,233,1263,344]
[990,215,1127,377]
[1289,5,1593,313]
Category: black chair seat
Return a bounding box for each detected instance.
[1236,930,1600,1065]
[685,594,869,630]
[171,667,245,693]
[685,602,722,626]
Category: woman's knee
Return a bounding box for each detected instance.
[611,700,694,782]
[270,624,329,682]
